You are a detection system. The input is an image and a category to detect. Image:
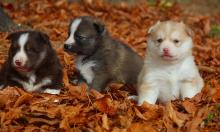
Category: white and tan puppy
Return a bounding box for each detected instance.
[137,21,204,105]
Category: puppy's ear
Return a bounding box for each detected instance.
[93,21,106,35]
[180,21,194,37]
[148,21,160,34]
[38,32,50,44]
[6,32,20,41]
[185,25,194,37]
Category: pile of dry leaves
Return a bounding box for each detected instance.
[0,0,220,131]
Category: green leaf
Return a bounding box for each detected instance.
[209,24,220,38]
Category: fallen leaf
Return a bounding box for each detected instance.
[134,107,147,120]
[164,102,186,128]
[102,113,109,130]
[13,93,33,107]
[128,122,156,132]
[182,100,197,115]
[94,96,117,115]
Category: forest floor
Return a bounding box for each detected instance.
[0,0,220,131]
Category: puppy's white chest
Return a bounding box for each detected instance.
[158,71,180,99]
[13,74,36,90]
[76,56,96,84]
[27,74,36,88]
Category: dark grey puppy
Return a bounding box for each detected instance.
[64,16,143,92]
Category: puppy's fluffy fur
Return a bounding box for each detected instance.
[64,16,143,92]
[0,31,63,94]
[138,21,204,105]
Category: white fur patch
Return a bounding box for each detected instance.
[128,95,138,101]
[171,31,181,39]
[29,74,36,84]
[76,56,96,84]
[138,50,203,105]
[64,18,82,45]
[138,21,204,105]
[13,33,29,67]
[32,78,52,91]
[43,89,60,94]
[12,76,52,92]
[35,50,46,68]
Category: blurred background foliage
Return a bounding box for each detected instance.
[1,0,220,37]
[1,0,220,15]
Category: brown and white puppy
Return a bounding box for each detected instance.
[137,21,204,105]
[64,16,143,92]
[0,31,63,94]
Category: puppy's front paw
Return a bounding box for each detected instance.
[127,95,138,101]
[137,83,159,105]
[43,89,60,94]
[180,79,202,99]
[138,96,156,106]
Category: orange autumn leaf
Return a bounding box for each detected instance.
[213,88,220,102]
[63,52,72,66]
[94,96,117,115]
[63,69,70,87]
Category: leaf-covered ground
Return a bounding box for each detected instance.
[0,0,220,131]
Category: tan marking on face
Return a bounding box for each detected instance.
[149,21,191,45]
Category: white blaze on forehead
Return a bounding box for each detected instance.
[64,18,82,45]
[13,33,29,66]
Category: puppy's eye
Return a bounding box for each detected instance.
[75,34,87,41]
[27,46,38,53]
[173,39,179,43]
[157,38,163,43]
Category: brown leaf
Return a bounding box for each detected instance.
[182,100,197,115]
[94,96,117,115]
[164,102,186,128]
[60,117,71,130]
[102,113,109,130]
[13,93,33,107]
[63,52,72,66]
[90,89,104,99]
[213,88,220,102]
[128,123,156,132]
[185,106,209,132]
[63,69,70,87]
[203,18,211,35]
[28,117,59,125]
[134,107,147,120]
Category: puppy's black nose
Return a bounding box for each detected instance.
[64,44,72,50]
